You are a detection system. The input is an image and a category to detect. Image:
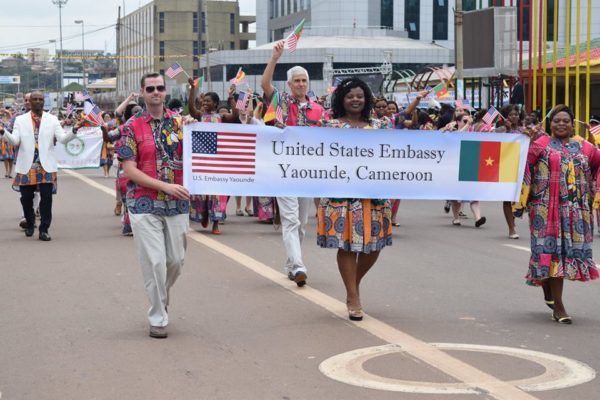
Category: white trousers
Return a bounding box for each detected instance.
[276,197,310,273]
[130,213,189,327]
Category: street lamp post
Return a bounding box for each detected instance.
[74,20,86,87]
[52,0,68,109]
[49,40,59,108]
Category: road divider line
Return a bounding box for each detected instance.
[504,243,531,252]
[62,169,116,197]
[68,169,539,400]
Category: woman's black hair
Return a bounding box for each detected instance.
[500,104,524,121]
[417,110,431,126]
[549,104,574,122]
[331,77,373,121]
[123,103,138,121]
[472,109,487,123]
[204,92,220,105]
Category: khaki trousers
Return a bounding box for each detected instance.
[130,212,189,327]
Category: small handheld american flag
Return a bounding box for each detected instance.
[482,106,500,125]
[83,100,103,126]
[236,91,250,110]
[286,19,305,53]
[166,63,185,79]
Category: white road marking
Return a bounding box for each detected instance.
[67,169,590,399]
[319,344,595,393]
[503,243,531,252]
[62,169,116,197]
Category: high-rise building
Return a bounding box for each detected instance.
[117,0,256,97]
[257,1,600,50]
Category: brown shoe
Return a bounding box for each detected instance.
[149,325,168,339]
[114,202,123,216]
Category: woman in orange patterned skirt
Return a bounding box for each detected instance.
[317,78,392,321]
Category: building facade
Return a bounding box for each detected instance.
[117,0,256,97]
[257,1,600,51]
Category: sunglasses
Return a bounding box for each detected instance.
[144,85,166,93]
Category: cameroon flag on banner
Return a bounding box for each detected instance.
[458,141,520,182]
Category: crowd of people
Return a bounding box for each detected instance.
[2,39,600,337]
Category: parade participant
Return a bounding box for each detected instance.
[373,97,393,128]
[514,104,600,324]
[0,109,15,178]
[187,81,239,235]
[6,93,39,230]
[100,112,115,178]
[0,91,77,241]
[317,77,392,321]
[497,105,525,239]
[115,72,191,338]
[261,40,326,287]
[445,109,486,227]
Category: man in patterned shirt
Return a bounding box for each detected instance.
[261,40,326,287]
[116,72,190,339]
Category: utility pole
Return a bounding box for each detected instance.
[454,0,464,99]
[52,0,68,109]
[116,6,122,99]
[204,0,212,91]
[75,20,86,86]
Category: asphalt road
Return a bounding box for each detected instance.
[1,169,600,400]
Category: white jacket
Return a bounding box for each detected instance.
[3,111,75,174]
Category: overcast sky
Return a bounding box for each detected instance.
[0,0,256,55]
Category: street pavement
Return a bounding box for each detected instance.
[1,168,600,400]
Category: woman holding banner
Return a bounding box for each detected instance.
[514,104,600,324]
[187,80,239,234]
[317,78,392,321]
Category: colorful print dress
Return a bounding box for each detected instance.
[514,135,600,285]
[0,136,15,161]
[316,118,392,253]
[189,112,229,224]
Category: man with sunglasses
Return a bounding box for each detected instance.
[115,72,191,339]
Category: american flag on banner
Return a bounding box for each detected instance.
[236,91,249,110]
[191,131,256,175]
[166,62,184,79]
[482,106,500,125]
[590,124,600,135]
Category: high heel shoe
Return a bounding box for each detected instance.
[552,312,572,324]
[347,306,363,321]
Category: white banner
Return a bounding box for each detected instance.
[56,127,103,169]
[183,123,530,201]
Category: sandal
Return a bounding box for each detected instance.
[244,207,253,216]
[452,219,461,226]
[235,209,244,216]
[211,228,221,235]
[552,312,572,324]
